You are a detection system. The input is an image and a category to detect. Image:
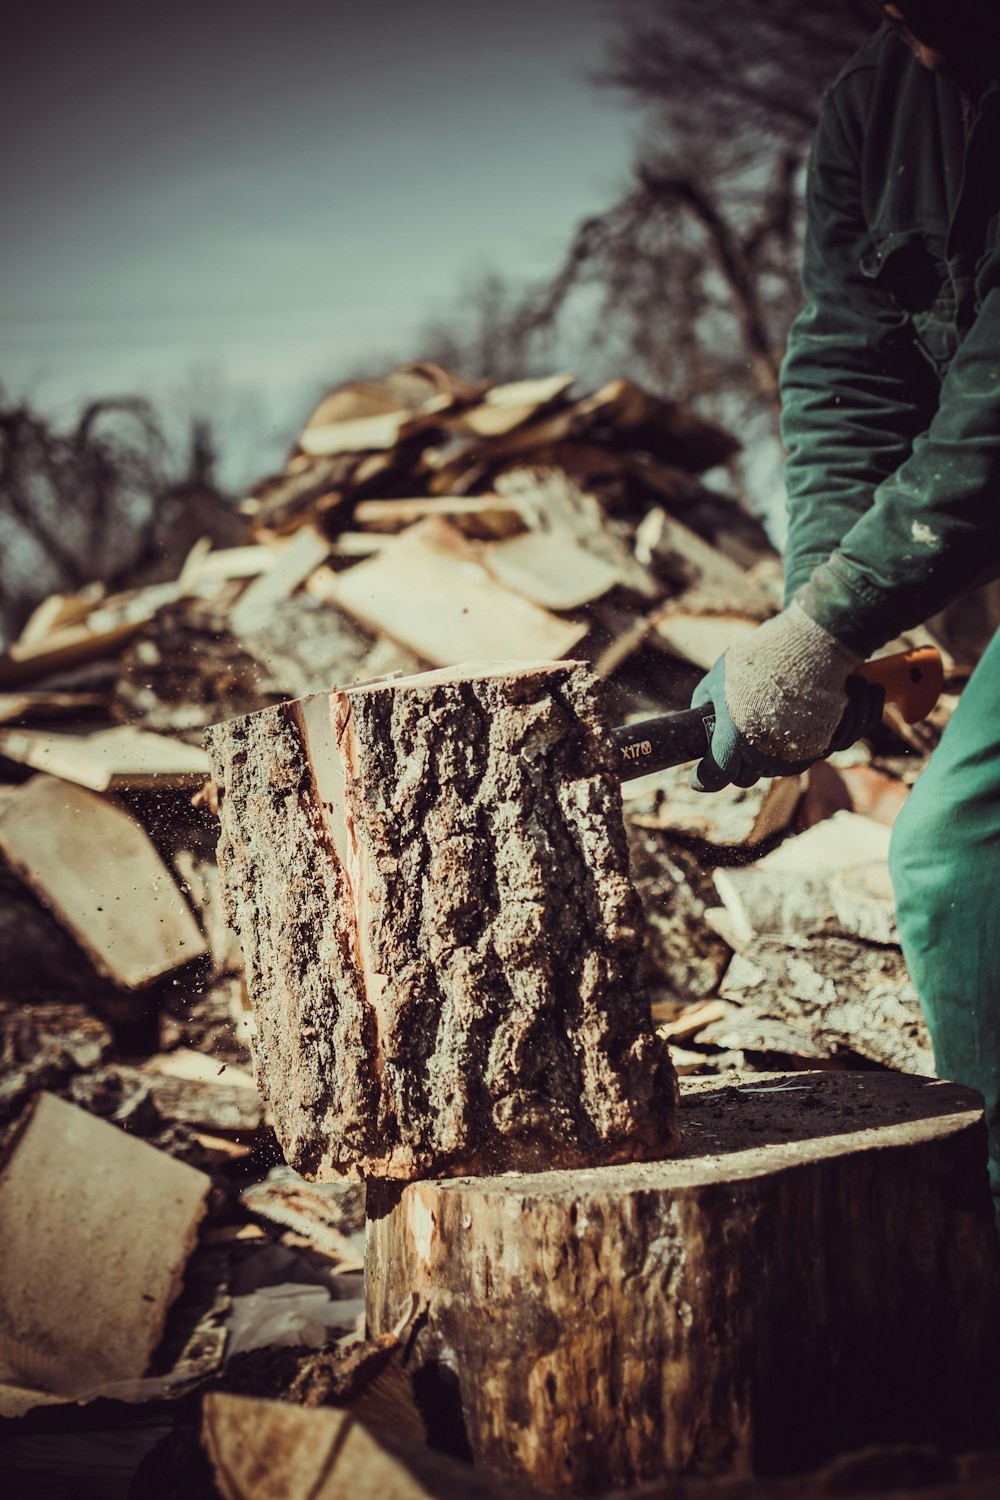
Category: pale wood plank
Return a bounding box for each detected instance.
[320,517,586,667]
[0,1093,209,1399]
[0,775,208,987]
[229,524,330,636]
[0,725,209,792]
[653,610,758,669]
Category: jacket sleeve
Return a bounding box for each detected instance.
[780,80,937,614]
[797,260,1000,652]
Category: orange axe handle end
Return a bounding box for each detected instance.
[856,645,944,724]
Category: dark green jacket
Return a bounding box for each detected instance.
[781,24,1000,654]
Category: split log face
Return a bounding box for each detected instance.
[367,1072,1000,1494]
[206,660,678,1181]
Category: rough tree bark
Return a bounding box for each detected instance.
[718,935,932,1075]
[367,1071,1000,1494]
[206,660,678,1182]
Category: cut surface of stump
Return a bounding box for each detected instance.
[206,659,678,1181]
[367,1071,1000,1494]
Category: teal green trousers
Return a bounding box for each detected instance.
[890,629,1000,1215]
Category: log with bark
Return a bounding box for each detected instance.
[367,1071,1000,1493]
[206,660,679,1182]
[719,936,932,1074]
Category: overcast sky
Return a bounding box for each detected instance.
[1,0,637,481]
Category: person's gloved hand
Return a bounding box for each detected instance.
[690,600,886,791]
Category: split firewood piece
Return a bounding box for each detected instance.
[636,506,776,619]
[0,775,207,989]
[202,1393,536,1500]
[651,610,759,671]
[176,542,274,588]
[0,725,210,792]
[834,761,911,826]
[351,494,525,534]
[133,1062,265,1136]
[298,389,453,460]
[316,516,587,667]
[572,376,740,471]
[299,365,476,440]
[0,1093,209,1409]
[297,409,415,457]
[830,862,898,945]
[0,613,149,690]
[694,1008,833,1061]
[14,592,97,649]
[0,1001,113,1127]
[367,1071,1000,1493]
[249,455,355,535]
[622,761,805,849]
[303,381,423,429]
[627,825,732,1002]
[228,525,330,638]
[713,811,894,945]
[450,372,576,438]
[714,861,898,948]
[465,377,738,474]
[0,580,185,690]
[206,660,679,1181]
[719,937,931,1074]
[0,690,108,726]
[483,531,626,612]
[493,466,660,603]
[240,1166,365,1264]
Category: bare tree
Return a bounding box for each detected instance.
[0,395,167,632]
[520,0,876,423]
[0,392,248,642]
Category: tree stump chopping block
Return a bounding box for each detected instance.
[205,660,678,1181]
[366,1071,1000,1494]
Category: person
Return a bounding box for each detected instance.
[691,0,1000,1215]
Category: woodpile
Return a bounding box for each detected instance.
[0,362,990,1495]
[0,362,956,1085]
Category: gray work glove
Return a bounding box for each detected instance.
[690,600,885,791]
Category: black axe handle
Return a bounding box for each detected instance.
[610,645,943,784]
